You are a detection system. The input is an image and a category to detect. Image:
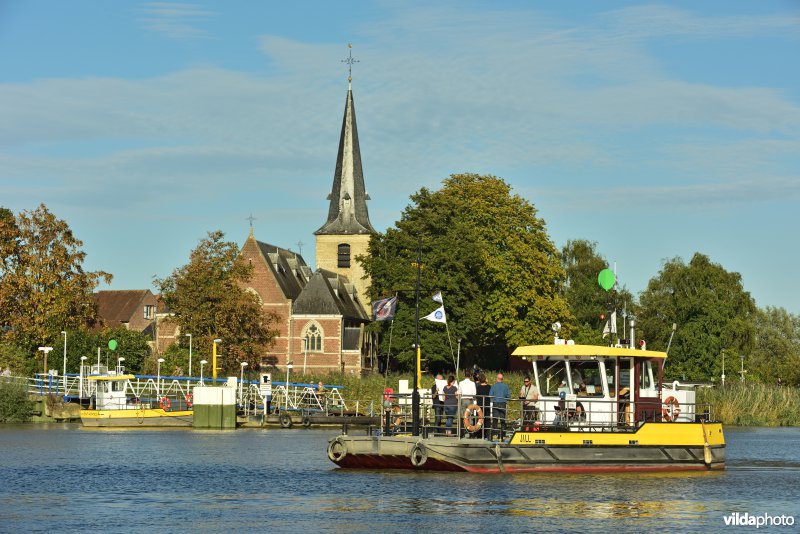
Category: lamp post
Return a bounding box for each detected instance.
[79,355,88,399]
[740,354,746,383]
[186,333,193,377]
[721,350,726,387]
[212,338,222,383]
[239,362,248,403]
[61,331,67,379]
[200,360,207,385]
[157,358,165,395]
[38,346,54,376]
[285,362,293,409]
[303,338,308,375]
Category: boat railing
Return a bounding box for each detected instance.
[236,382,352,417]
[375,394,718,440]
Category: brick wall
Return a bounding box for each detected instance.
[315,233,371,306]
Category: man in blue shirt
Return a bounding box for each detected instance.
[489,373,511,437]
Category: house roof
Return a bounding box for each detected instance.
[93,290,152,326]
[255,240,311,300]
[315,84,375,236]
[293,269,369,321]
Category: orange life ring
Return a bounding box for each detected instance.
[159,397,171,411]
[463,404,483,433]
[662,396,680,422]
[185,393,193,408]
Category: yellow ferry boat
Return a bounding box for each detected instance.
[327,343,725,472]
[80,374,193,428]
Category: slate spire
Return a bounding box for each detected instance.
[315,79,375,235]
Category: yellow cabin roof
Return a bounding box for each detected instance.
[86,374,135,381]
[512,344,667,359]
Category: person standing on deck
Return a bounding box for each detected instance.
[443,375,459,436]
[458,373,477,434]
[519,375,539,423]
[489,373,510,436]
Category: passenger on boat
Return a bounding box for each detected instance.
[475,373,491,438]
[519,376,539,422]
[432,374,446,428]
[316,382,326,406]
[489,373,510,436]
[553,391,567,426]
[443,375,458,436]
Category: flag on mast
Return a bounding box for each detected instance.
[372,296,398,321]
[432,292,443,304]
[602,311,618,338]
[423,305,447,324]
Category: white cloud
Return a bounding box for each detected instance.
[138,2,215,40]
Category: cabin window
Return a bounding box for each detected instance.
[112,381,123,392]
[337,244,351,268]
[536,360,567,396]
[639,360,657,395]
[568,361,603,397]
[603,360,616,397]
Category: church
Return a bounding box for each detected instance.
[239,68,377,375]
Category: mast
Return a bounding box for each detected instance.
[412,236,421,436]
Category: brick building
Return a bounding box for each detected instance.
[240,76,377,375]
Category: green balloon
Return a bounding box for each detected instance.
[598,269,616,291]
[108,339,118,351]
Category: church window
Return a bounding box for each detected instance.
[304,323,323,352]
[337,244,351,268]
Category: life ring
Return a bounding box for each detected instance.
[662,396,681,422]
[159,397,171,411]
[410,442,428,467]
[302,416,312,427]
[327,437,347,462]
[463,404,483,433]
[185,393,193,408]
[279,413,293,428]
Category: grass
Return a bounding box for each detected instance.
[698,383,800,427]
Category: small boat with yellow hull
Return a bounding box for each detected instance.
[80,374,193,428]
[328,344,725,472]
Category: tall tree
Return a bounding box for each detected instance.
[749,307,800,386]
[0,204,111,367]
[638,253,756,381]
[560,240,637,345]
[362,173,571,371]
[155,231,278,374]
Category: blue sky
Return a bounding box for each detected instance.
[1,1,798,314]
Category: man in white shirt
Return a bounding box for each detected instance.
[458,374,477,413]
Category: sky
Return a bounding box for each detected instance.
[1,0,799,314]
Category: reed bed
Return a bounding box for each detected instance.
[698,383,800,427]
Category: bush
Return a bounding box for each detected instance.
[0,379,34,422]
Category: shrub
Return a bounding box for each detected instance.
[0,379,34,422]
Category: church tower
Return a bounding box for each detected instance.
[315,46,375,307]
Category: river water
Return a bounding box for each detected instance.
[1,425,798,532]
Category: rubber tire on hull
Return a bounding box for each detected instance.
[280,413,293,428]
[410,442,428,467]
[302,416,311,427]
[328,437,347,462]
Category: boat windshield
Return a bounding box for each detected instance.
[536,360,567,396]
[568,361,604,396]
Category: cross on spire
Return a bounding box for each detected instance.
[341,43,359,82]
[246,213,256,236]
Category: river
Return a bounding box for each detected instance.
[1,425,798,532]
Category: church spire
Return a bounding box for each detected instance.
[315,45,374,236]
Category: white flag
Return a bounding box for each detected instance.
[423,305,447,323]
[432,292,443,304]
[602,311,618,338]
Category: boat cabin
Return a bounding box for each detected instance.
[512,344,694,427]
[86,374,136,410]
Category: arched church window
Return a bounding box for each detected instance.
[304,323,323,352]
[338,244,351,268]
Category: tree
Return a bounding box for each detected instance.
[638,253,756,382]
[749,307,800,386]
[0,204,111,367]
[560,240,637,345]
[361,173,572,371]
[155,231,278,374]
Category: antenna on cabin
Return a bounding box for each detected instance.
[665,323,677,355]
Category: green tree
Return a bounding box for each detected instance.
[0,204,111,368]
[155,231,278,374]
[362,173,571,372]
[560,240,637,345]
[638,253,756,382]
[749,307,800,386]
[99,327,151,374]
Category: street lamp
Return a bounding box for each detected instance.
[285,362,293,409]
[212,338,222,382]
[157,358,165,395]
[186,333,193,377]
[721,350,726,387]
[303,338,308,375]
[61,331,67,379]
[239,362,248,403]
[38,346,54,376]
[199,360,208,385]
[79,356,88,399]
[740,354,746,383]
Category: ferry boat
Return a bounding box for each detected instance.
[327,343,725,472]
[80,373,193,428]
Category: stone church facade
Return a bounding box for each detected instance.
[241,77,377,375]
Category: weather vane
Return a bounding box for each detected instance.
[341,43,359,82]
[247,213,257,235]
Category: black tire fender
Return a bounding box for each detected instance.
[327,437,347,462]
[280,413,293,428]
[410,442,428,467]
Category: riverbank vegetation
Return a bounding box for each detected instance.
[0,380,34,423]
[698,383,800,427]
